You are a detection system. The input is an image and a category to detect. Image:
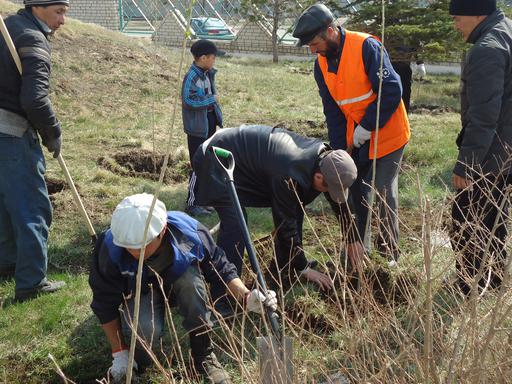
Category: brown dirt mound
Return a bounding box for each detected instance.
[45,176,66,195]
[274,120,328,141]
[97,149,189,183]
[322,262,420,307]
[410,104,455,114]
[285,298,336,334]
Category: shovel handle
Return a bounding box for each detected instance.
[212,146,234,180]
[212,146,281,337]
[212,146,231,159]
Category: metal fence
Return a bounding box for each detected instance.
[118,0,359,42]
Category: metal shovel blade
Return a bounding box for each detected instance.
[257,336,294,384]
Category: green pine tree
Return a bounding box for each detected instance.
[343,0,465,62]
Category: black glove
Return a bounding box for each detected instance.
[43,135,61,158]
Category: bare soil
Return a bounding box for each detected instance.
[45,176,66,195]
[97,149,189,183]
[274,120,329,141]
[410,104,455,114]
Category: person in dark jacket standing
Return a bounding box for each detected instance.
[293,4,410,267]
[192,125,358,309]
[182,39,223,217]
[0,0,68,301]
[89,193,277,383]
[449,0,512,295]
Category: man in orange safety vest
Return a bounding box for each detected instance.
[293,3,410,267]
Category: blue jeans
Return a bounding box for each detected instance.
[120,265,213,365]
[0,130,52,290]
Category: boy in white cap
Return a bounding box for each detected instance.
[88,193,277,383]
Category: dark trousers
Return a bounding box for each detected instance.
[210,205,247,300]
[391,61,412,113]
[450,175,511,295]
[350,146,404,260]
[186,111,217,207]
[120,265,213,366]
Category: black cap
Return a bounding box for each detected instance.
[293,3,334,47]
[190,39,218,57]
[449,0,496,16]
[24,0,69,5]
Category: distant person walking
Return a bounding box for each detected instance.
[293,3,410,265]
[182,39,223,217]
[449,0,512,295]
[0,0,69,301]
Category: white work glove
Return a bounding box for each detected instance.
[245,289,278,314]
[416,63,426,79]
[353,124,372,148]
[109,350,137,383]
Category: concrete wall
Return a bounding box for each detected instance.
[152,9,187,46]
[154,16,310,57]
[9,0,309,56]
[9,0,119,31]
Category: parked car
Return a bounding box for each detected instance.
[190,17,235,40]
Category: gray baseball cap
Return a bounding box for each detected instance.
[319,150,357,203]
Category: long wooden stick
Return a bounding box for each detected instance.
[124,1,195,381]
[0,15,96,240]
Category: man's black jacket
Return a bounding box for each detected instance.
[193,125,353,272]
[0,9,61,141]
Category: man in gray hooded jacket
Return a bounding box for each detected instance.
[449,0,512,295]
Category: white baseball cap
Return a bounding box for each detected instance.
[110,193,167,249]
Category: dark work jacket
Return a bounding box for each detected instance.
[0,9,61,141]
[454,10,512,178]
[192,125,354,272]
[89,211,238,324]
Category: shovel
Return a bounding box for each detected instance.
[212,146,293,384]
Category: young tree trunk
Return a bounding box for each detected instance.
[272,0,280,63]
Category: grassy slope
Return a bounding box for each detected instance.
[0,1,481,383]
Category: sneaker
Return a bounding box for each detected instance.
[0,264,15,279]
[15,280,66,302]
[185,205,212,217]
[194,352,231,384]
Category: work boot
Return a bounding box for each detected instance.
[0,264,15,279]
[194,352,231,384]
[191,332,231,383]
[15,280,66,302]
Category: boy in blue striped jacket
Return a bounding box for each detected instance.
[181,39,223,217]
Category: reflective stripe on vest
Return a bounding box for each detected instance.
[337,89,374,106]
[318,30,410,159]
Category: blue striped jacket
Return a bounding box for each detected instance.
[181,63,223,138]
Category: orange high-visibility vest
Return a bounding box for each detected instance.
[318,30,410,159]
